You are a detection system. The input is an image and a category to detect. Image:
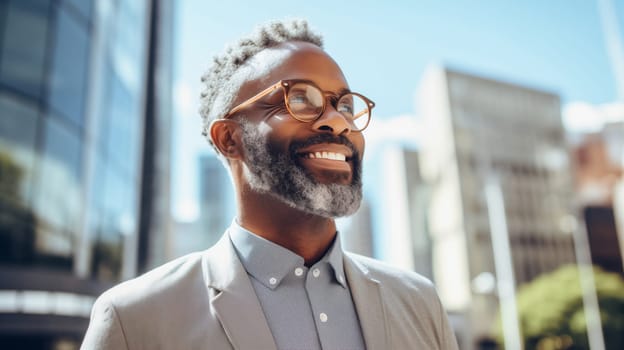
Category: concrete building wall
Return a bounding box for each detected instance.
[418,66,577,348]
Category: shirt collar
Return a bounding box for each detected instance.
[228,220,347,289]
[324,229,348,288]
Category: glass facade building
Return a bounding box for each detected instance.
[0,0,170,348]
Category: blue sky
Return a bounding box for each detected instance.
[171,0,623,220]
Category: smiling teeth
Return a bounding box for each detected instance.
[308,151,346,161]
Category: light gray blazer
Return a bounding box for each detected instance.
[81,234,458,350]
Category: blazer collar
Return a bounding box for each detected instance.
[201,232,277,350]
[344,253,389,350]
[200,233,389,350]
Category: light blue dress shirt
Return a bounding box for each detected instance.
[229,221,366,350]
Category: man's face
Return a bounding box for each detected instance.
[234,42,365,218]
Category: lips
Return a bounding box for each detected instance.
[296,143,353,174]
[296,142,353,159]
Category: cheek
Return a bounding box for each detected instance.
[264,116,302,133]
[263,120,306,149]
[263,131,293,158]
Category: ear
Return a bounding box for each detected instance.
[209,119,244,160]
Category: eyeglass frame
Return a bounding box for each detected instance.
[221,79,375,131]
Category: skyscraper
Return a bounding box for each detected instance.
[365,146,433,278]
[0,0,171,348]
[340,198,374,258]
[418,66,577,348]
[170,154,235,259]
[197,154,234,243]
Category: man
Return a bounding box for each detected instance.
[82,19,458,350]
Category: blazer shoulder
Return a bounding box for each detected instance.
[345,252,458,349]
[97,251,206,309]
[84,241,237,349]
[345,252,437,297]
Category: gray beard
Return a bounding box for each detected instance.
[240,121,362,218]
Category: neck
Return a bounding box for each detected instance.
[237,187,337,266]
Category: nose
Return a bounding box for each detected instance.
[311,105,352,136]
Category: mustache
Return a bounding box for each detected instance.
[289,133,360,159]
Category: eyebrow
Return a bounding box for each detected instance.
[295,79,351,96]
[336,87,351,96]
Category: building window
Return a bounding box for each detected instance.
[0,92,39,203]
[0,92,40,265]
[105,71,140,180]
[91,166,137,282]
[0,0,50,99]
[91,212,123,282]
[48,6,90,128]
[31,115,83,270]
[65,0,93,22]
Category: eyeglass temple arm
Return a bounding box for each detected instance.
[352,110,367,120]
[352,101,375,120]
[224,82,282,118]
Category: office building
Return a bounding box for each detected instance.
[0,0,172,348]
[340,198,374,258]
[418,66,577,348]
[365,146,433,278]
[197,154,234,243]
[573,122,624,275]
[171,155,235,258]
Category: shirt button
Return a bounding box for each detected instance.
[269,277,277,285]
[319,312,328,323]
[312,269,320,278]
[294,268,303,276]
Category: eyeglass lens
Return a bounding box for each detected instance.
[286,82,370,130]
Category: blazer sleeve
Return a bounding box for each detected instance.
[81,297,129,350]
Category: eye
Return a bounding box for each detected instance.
[287,86,324,117]
[289,93,308,104]
[337,101,354,116]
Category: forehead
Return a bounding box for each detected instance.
[245,42,348,95]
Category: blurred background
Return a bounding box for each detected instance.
[0,0,623,349]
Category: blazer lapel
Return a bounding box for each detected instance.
[202,233,277,350]
[344,253,389,350]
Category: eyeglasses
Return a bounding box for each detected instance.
[222,79,375,131]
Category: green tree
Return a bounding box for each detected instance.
[495,265,624,350]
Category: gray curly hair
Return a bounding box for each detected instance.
[199,19,324,142]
